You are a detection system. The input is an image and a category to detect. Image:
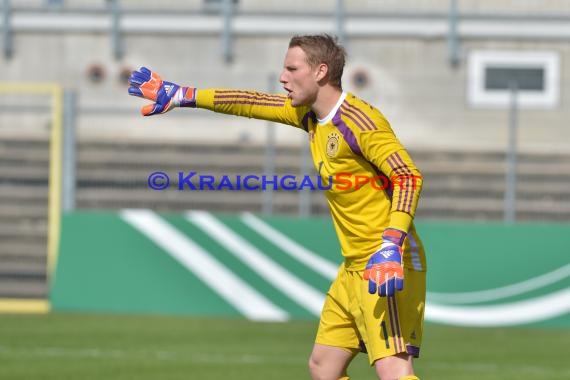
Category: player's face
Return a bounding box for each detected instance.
[280,46,320,107]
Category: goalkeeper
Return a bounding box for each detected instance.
[129,34,426,380]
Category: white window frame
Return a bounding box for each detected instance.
[468,50,559,109]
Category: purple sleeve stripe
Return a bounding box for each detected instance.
[215,90,287,100]
[214,93,287,102]
[339,111,367,132]
[216,89,283,96]
[394,152,415,213]
[392,152,412,174]
[216,90,262,94]
[386,156,399,208]
[402,176,412,213]
[215,94,286,100]
[387,155,413,213]
[397,168,412,214]
[387,156,404,210]
[371,163,394,200]
[344,101,377,130]
[340,105,374,131]
[213,100,286,107]
[386,155,396,170]
[332,110,363,156]
[214,96,285,105]
[391,152,415,213]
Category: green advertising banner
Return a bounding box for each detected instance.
[51,211,570,327]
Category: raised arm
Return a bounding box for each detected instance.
[128,67,307,128]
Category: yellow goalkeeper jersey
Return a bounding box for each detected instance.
[196,89,426,272]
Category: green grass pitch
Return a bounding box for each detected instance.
[1,313,569,379]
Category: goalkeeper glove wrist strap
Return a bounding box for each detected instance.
[174,87,197,108]
[382,228,407,246]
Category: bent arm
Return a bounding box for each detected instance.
[358,120,423,234]
[377,149,423,233]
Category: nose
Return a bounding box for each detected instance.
[279,70,288,85]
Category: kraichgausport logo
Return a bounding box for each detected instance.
[147,171,422,191]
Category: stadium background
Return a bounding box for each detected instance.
[1,0,569,379]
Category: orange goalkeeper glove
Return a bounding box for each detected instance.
[128,67,196,116]
[363,228,406,297]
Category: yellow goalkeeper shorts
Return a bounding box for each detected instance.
[315,265,425,365]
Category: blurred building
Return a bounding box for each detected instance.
[0,0,569,226]
[1,0,570,301]
[1,0,569,150]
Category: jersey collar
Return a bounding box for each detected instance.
[317,91,347,125]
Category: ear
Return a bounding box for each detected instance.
[315,63,329,82]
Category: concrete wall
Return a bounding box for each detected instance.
[17,0,569,13]
[1,1,569,152]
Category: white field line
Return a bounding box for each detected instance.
[427,263,570,304]
[186,211,325,316]
[120,209,288,322]
[241,212,339,280]
[425,288,570,327]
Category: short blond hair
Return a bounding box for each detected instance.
[289,34,346,89]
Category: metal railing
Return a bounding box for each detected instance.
[2,0,570,63]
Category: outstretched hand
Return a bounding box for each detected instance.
[128,67,196,116]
